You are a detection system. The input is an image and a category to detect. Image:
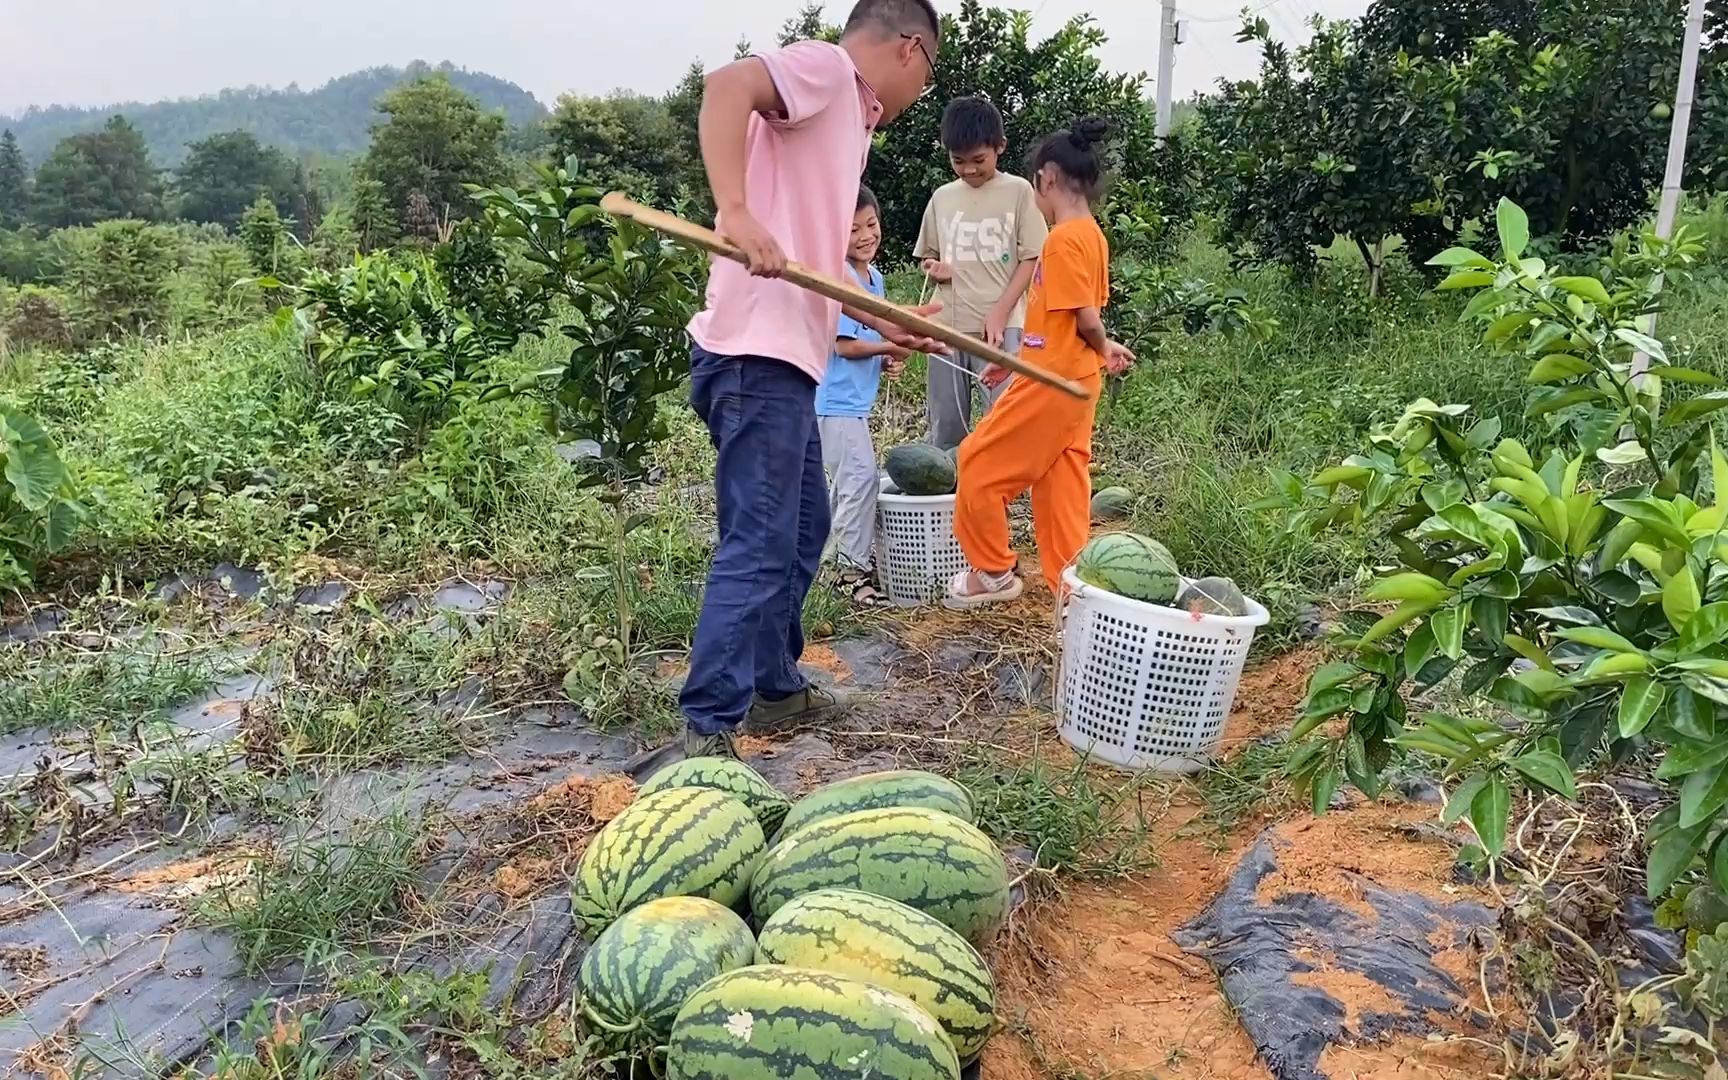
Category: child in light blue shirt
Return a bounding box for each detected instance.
[817,185,909,606]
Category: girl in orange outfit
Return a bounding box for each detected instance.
[945,117,1136,607]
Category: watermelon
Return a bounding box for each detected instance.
[1177,576,1251,618]
[638,757,792,834]
[773,770,974,844]
[577,897,757,1055]
[1089,486,1134,522]
[1075,532,1181,605]
[885,443,957,497]
[666,966,960,1080]
[756,889,996,1063]
[751,807,1009,944]
[572,787,765,937]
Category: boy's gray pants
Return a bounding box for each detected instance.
[818,416,877,572]
[926,328,1020,450]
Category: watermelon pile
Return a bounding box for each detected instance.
[568,761,1007,1076]
[1074,531,1255,617]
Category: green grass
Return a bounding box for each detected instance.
[959,749,1165,879]
[203,811,431,973]
[0,636,232,737]
[1198,738,1295,834]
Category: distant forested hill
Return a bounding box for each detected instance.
[1,62,548,167]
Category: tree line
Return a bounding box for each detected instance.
[5,0,1728,296]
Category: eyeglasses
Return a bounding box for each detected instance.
[901,33,936,98]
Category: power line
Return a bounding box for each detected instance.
[1174,0,1290,25]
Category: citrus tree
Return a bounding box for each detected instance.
[1266,198,1728,905]
[1198,0,1698,285]
[471,160,701,650]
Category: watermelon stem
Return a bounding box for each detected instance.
[580,1000,645,1035]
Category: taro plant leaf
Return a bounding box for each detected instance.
[1618,677,1666,738]
[1511,750,1577,800]
[1469,775,1511,859]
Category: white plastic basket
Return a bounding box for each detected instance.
[874,477,969,607]
[1057,566,1269,773]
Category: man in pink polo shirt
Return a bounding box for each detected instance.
[673,0,945,760]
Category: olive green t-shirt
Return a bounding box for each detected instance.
[913,173,1048,334]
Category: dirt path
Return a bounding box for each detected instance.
[968,652,1503,1080]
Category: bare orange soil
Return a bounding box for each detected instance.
[979,650,1504,1080]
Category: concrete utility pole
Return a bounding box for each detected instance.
[1156,0,1178,139]
[1634,0,1709,379]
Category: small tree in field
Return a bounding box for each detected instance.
[471,159,701,650]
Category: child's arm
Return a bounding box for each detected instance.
[982,259,1039,347]
[1075,306,1136,373]
[699,58,789,276]
[835,338,889,359]
[840,304,950,356]
[914,197,952,283]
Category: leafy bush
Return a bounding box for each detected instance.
[2,285,73,352]
[54,219,181,341]
[472,158,702,648]
[0,408,82,586]
[1273,199,1728,901]
[295,234,541,436]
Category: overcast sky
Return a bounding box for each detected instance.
[0,0,1371,116]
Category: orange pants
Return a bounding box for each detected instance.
[953,371,1100,593]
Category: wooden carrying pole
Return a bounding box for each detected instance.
[600,193,1091,400]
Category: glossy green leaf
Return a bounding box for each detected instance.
[1311,764,1341,815]
[1614,327,1668,364]
[1495,198,1529,261]
[1439,270,1495,290]
[1431,605,1467,660]
[1657,737,1728,780]
[1364,573,1451,605]
[1618,677,1666,738]
[1667,686,1718,742]
[1360,600,1437,647]
[1552,276,1612,306]
[1443,773,1491,825]
[1681,762,1728,828]
[1511,750,1577,800]
[1648,814,1712,900]
[1554,626,1641,653]
[1681,603,1728,653]
[1665,565,1702,631]
[1596,440,1649,466]
[1428,247,1493,269]
[1470,775,1511,858]
[1651,365,1723,386]
[1668,390,1728,426]
[1527,354,1594,384]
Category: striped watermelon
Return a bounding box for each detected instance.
[755,889,996,1063]
[666,965,960,1080]
[1075,532,1181,604]
[572,787,765,937]
[773,770,974,843]
[577,897,756,1055]
[751,807,1009,944]
[638,757,792,834]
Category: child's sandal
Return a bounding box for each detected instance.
[943,568,1024,609]
[836,569,890,608]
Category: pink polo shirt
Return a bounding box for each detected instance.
[687,41,884,384]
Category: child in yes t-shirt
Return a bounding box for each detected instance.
[915,95,1048,450]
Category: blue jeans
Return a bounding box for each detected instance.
[680,347,830,735]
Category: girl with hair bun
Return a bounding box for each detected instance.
[945,117,1137,607]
